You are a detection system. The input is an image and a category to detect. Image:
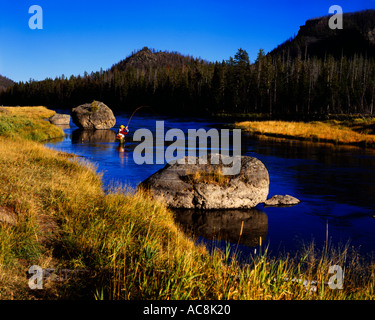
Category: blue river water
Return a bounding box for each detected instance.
[46,110,375,260]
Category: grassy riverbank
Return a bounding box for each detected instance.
[0,106,64,141]
[0,107,374,300]
[236,118,375,148]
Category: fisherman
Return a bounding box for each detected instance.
[117,125,129,139]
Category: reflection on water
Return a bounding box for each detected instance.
[243,133,375,210]
[116,145,126,153]
[173,208,268,247]
[72,129,117,143]
[54,124,71,131]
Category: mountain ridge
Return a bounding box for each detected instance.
[110,47,208,72]
[269,9,375,59]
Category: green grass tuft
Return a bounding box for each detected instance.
[91,100,99,112]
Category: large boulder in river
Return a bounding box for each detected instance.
[139,155,269,210]
[71,101,116,129]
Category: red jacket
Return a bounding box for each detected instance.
[119,128,129,135]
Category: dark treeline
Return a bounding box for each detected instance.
[1,46,375,117]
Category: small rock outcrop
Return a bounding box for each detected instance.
[264,195,300,206]
[139,155,269,210]
[0,207,17,226]
[49,113,71,125]
[71,101,116,129]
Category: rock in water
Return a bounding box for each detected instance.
[264,195,300,206]
[71,101,116,129]
[49,113,71,125]
[139,155,269,209]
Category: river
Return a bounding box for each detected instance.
[46,110,375,261]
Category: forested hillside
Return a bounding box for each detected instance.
[0,75,14,93]
[1,10,375,118]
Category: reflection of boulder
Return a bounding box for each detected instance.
[72,129,116,143]
[53,124,70,130]
[173,208,268,247]
[139,155,269,209]
[71,101,116,129]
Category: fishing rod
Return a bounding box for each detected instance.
[125,105,152,128]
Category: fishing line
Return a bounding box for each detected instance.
[126,105,154,128]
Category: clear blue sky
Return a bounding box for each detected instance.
[0,0,374,82]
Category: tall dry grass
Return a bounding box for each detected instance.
[236,119,375,148]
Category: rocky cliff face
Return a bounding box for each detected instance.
[269,10,375,59]
[0,75,14,93]
[367,27,375,45]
